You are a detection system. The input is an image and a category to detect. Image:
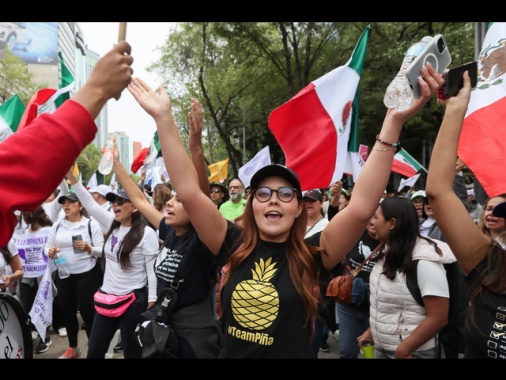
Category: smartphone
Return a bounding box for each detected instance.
[72,235,85,254]
[438,61,478,99]
[405,34,452,99]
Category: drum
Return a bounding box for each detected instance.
[0,293,33,359]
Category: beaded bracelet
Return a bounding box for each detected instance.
[375,134,401,149]
[373,148,397,152]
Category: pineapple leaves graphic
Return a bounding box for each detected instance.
[231,257,280,330]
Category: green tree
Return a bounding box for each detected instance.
[0,48,47,104]
[149,22,475,187]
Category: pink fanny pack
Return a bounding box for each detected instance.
[94,288,136,318]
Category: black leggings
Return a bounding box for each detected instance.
[55,263,102,347]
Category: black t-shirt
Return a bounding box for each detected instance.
[217,222,324,358]
[156,218,216,311]
[465,252,506,359]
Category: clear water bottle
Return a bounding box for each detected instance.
[54,252,70,279]
[98,136,115,175]
[383,36,433,111]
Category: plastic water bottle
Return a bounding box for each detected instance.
[98,136,115,175]
[54,252,70,279]
[383,36,433,111]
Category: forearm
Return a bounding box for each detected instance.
[191,146,210,197]
[157,114,200,201]
[351,114,403,219]
[426,106,465,195]
[396,316,446,358]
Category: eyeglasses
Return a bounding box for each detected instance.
[254,186,298,203]
[210,189,222,194]
[111,198,130,206]
[229,185,243,190]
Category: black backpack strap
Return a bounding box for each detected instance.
[405,259,424,307]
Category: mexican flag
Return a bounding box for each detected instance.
[458,22,506,197]
[392,148,426,178]
[17,52,74,131]
[0,94,25,142]
[268,26,370,191]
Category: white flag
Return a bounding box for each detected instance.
[239,146,271,188]
[87,172,98,190]
[398,173,421,193]
[29,266,53,341]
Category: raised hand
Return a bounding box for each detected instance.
[128,77,172,120]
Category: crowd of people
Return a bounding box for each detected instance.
[1,39,505,360]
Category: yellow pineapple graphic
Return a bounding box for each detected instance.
[231,257,280,330]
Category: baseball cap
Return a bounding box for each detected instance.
[90,184,112,198]
[58,192,80,204]
[250,165,301,193]
[410,190,426,201]
[492,202,506,218]
[303,189,323,202]
[106,189,130,202]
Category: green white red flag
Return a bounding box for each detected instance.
[392,148,426,178]
[268,26,370,191]
[458,22,506,197]
[0,94,25,142]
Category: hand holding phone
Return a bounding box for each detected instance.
[405,34,452,99]
[72,235,85,254]
[437,61,478,99]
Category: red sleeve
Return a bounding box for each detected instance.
[0,100,97,247]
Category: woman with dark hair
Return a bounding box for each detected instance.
[109,98,221,359]
[426,70,506,359]
[65,168,159,359]
[126,59,443,357]
[45,192,105,359]
[357,197,455,358]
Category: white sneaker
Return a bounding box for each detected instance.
[58,327,67,337]
[31,331,39,340]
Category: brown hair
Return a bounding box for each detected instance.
[153,183,172,213]
[223,193,320,327]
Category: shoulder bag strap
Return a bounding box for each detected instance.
[351,242,384,278]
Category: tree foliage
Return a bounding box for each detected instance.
[0,48,47,104]
[147,22,475,186]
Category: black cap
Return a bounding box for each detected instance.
[106,189,130,202]
[303,189,323,202]
[492,202,506,218]
[58,192,80,204]
[210,182,230,202]
[250,164,301,193]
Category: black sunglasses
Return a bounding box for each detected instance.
[111,197,130,206]
[210,189,222,194]
[254,186,298,203]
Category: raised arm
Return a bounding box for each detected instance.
[425,71,490,274]
[0,41,134,247]
[188,98,211,198]
[112,142,163,229]
[128,78,227,254]
[320,64,444,270]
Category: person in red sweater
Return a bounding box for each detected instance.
[0,41,134,248]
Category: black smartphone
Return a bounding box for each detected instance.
[438,61,478,99]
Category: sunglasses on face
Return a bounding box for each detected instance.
[111,197,130,206]
[210,189,222,194]
[254,186,297,203]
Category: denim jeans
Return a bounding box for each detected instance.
[336,302,370,359]
[310,316,329,358]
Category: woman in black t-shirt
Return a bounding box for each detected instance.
[128,64,443,357]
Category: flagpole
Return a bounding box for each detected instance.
[118,22,127,42]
